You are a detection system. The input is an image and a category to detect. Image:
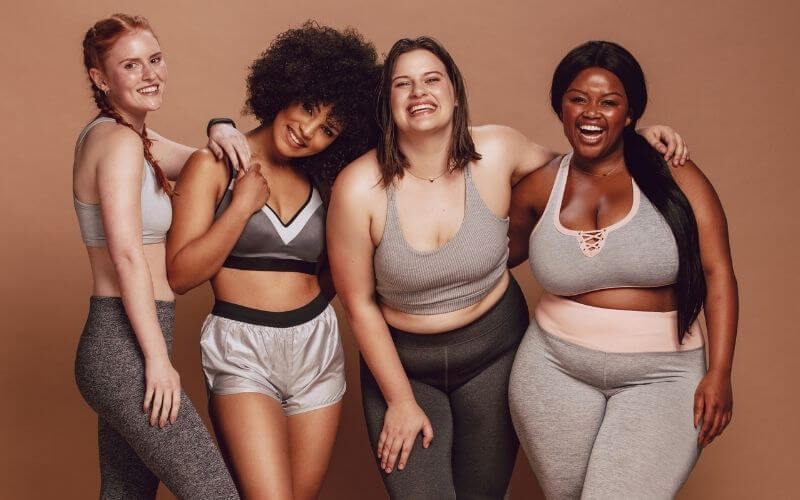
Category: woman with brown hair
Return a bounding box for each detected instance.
[73,13,242,498]
[326,36,687,499]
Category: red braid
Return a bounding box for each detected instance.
[82,14,172,195]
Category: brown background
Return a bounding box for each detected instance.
[1,0,797,498]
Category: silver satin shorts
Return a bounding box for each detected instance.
[200,294,346,416]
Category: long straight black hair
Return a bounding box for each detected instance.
[550,41,705,343]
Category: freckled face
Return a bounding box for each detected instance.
[561,67,631,160]
[271,101,342,159]
[91,30,167,116]
[390,49,456,135]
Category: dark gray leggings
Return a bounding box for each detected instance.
[361,278,529,500]
[75,297,238,499]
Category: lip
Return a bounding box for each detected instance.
[137,84,160,96]
[576,122,606,145]
[285,125,306,149]
[407,100,437,117]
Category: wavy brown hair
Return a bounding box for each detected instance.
[82,13,171,195]
[376,37,481,187]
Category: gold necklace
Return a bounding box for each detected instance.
[405,159,455,183]
[571,160,623,178]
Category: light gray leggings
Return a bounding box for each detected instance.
[509,320,706,500]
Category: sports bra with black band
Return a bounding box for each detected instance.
[214,163,325,275]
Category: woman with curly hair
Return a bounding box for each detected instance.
[73,13,243,498]
[326,37,686,499]
[165,22,380,499]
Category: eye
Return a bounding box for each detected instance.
[569,96,586,104]
[150,55,162,64]
[424,76,441,84]
[394,80,411,88]
[602,99,619,107]
[322,126,335,138]
[302,102,313,114]
[124,62,139,71]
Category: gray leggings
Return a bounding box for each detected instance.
[361,277,529,500]
[509,320,706,500]
[75,297,238,499]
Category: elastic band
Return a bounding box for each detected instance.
[212,294,328,328]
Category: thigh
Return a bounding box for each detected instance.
[287,402,342,500]
[98,417,158,499]
[449,347,519,500]
[508,327,607,500]
[211,392,292,500]
[582,357,704,499]
[361,359,456,500]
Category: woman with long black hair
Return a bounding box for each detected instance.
[507,41,737,499]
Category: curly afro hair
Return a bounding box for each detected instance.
[245,21,381,186]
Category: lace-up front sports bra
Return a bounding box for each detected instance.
[214,163,325,275]
[528,153,679,296]
[73,117,172,247]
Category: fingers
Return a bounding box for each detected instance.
[380,433,396,471]
[221,143,240,172]
[234,137,252,171]
[143,384,155,414]
[385,435,404,473]
[672,132,684,166]
[207,141,223,161]
[680,141,690,165]
[158,391,172,429]
[377,429,387,460]
[663,131,677,164]
[693,393,704,429]
[397,439,414,471]
[421,419,434,448]
[170,388,181,425]
[149,389,163,427]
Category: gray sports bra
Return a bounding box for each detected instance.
[529,153,679,296]
[374,165,509,315]
[214,163,325,274]
[73,117,172,247]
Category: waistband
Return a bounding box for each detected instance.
[211,293,329,328]
[534,292,704,353]
[389,275,527,348]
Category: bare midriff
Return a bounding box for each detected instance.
[380,271,510,334]
[86,244,175,302]
[212,267,320,312]
[568,284,677,312]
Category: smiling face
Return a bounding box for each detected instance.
[271,101,342,159]
[89,30,166,120]
[561,67,631,161]
[389,49,456,135]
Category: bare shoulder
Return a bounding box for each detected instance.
[332,149,384,200]
[514,155,562,203]
[173,147,229,189]
[471,124,525,149]
[84,121,143,159]
[666,159,718,197]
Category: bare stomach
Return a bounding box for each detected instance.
[380,272,510,334]
[567,285,677,311]
[211,267,321,312]
[86,244,175,301]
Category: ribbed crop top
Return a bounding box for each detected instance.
[529,153,679,296]
[73,117,172,247]
[373,165,509,315]
[214,163,325,274]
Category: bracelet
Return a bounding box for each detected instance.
[206,117,237,137]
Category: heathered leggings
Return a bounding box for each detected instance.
[509,319,706,500]
[361,277,529,500]
[75,297,238,499]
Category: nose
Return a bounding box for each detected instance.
[142,63,156,82]
[410,81,427,98]
[299,113,326,140]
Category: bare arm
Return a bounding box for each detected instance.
[165,150,269,295]
[673,160,738,447]
[327,158,433,473]
[95,126,180,428]
[147,123,252,181]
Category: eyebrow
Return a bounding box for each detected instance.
[566,88,625,98]
[392,70,445,82]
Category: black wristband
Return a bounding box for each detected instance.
[206,117,237,137]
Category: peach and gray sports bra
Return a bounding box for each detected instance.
[374,165,509,315]
[529,153,679,296]
[214,162,325,275]
[73,117,172,247]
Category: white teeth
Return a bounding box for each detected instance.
[409,104,435,114]
[288,128,303,147]
[138,85,158,94]
[579,125,603,132]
